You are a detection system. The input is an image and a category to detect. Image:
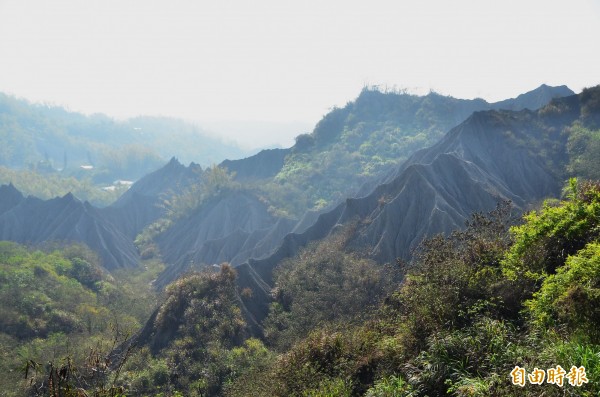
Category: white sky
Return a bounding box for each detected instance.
[0,0,599,148]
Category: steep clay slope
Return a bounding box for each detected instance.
[0,158,201,270]
[102,157,201,239]
[0,189,139,269]
[155,190,297,286]
[234,89,594,325]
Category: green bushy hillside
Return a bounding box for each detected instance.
[224,180,600,397]
[6,183,600,396]
[78,179,599,397]
[117,265,271,396]
[0,242,159,396]
[261,88,487,217]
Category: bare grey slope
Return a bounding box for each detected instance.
[155,191,298,286]
[0,187,139,269]
[234,91,590,326]
[102,157,201,239]
[0,157,199,269]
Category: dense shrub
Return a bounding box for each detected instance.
[264,224,400,350]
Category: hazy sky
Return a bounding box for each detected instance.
[1,0,599,148]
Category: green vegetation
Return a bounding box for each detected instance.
[258,88,487,217]
[106,224,396,397]
[264,223,400,350]
[161,166,240,223]
[0,93,244,197]
[3,87,600,396]
[118,265,274,396]
[0,242,159,396]
[567,124,600,180]
[527,242,600,342]
[134,165,240,256]
[223,180,600,396]
[5,180,600,396]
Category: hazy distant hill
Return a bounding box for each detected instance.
[492,83,574,111]
[0,93,247,183]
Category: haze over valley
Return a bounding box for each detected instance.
[1,1,600,396]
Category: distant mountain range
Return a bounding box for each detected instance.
[0,84,592,310]
[152,84,576,283]
[0,93,247,182]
